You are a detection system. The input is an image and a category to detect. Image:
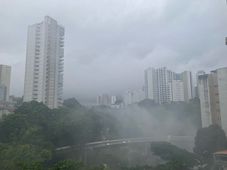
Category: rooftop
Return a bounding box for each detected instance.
[214,150,227,155]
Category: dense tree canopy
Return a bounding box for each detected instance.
[194,124,227,158]
[150,142,200,170]
[0,99,205,170]
[0,101,119,169]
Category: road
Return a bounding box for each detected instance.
[56,135,194,151]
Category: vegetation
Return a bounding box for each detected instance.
[0,98,222,170]
[150,142,200,168]
[122,142,202,170]
[0,100,119,169]
[138,98,202,132]
[194,124,227,158]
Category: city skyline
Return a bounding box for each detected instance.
[0,0,227,104]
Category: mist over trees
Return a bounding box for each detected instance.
[0,100,119,169]
[0,99,225,169]
[93,98,201,139]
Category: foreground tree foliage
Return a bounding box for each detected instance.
[50,160,84,170]
[150,142,200,170]
[121,142,202,170]
[0,100,119,169]
[194,124,227,158]
[0,143,51,170]
[0,99,207,170]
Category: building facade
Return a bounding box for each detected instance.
[217,68,227,132]
[144,68,158,102]
[144,67,193,104]
[24,16,64,109]
[195,71,206,98]
[198,74,212,128]
[0,65,11,102]
[172,80,185,102]
[198,68,227,133]
[156,67,173,104]
[96,94,111,106]
[123,88,145,106]
[182,71,193,102]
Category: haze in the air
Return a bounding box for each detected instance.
[0,0,227,104]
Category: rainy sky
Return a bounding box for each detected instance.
[0,0,227,104]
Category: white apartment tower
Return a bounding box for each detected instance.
[24,16,64,109]
[144,67,193,104]
[0,65,11,102]
[156,67,173,104]
[172,80,184,102]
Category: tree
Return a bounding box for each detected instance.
[150,142,199,169]
[63,98,82,108]
[0,144,51,170]
[15,101,50,115]
[50,160,84,170]
[194,124,227,158]
[155,160,187,170]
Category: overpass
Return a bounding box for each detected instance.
[56,135,194,151]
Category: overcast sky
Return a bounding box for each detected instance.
[0,0,227,104]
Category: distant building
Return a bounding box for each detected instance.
[144,67,193,104]
[195,71,206,98]
[23,16,64,109]
[181,71,193,102]
[132,88,146,103]
[0,65,11,102]
[144,68,158,102]
[156,67,173,104]
[123,91,134,105]
[96,94,111,106]
[172,80,184,102]
[123,88,145,106]
[0,85,7,101]
[111,96,117,105]
[198,67,227,132]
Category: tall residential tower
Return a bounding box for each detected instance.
[198,68,227,133]
[0,65,11,102]
[24,16,64,109]
[144,67,193,104]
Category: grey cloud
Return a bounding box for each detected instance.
[0,0,226,104]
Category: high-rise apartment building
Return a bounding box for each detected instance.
[198,74,212,128]
[182,71,193,102]
[24,16,64,109]
[0,65,11,102]
[195,71,206,98]
[172,80,184,102]
[216,68,227,132]
[144,68,158,102]
[144,67,192,104]
[198,68,227,133]
[156,67,173,104]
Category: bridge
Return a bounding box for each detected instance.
[56,135,194,151]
